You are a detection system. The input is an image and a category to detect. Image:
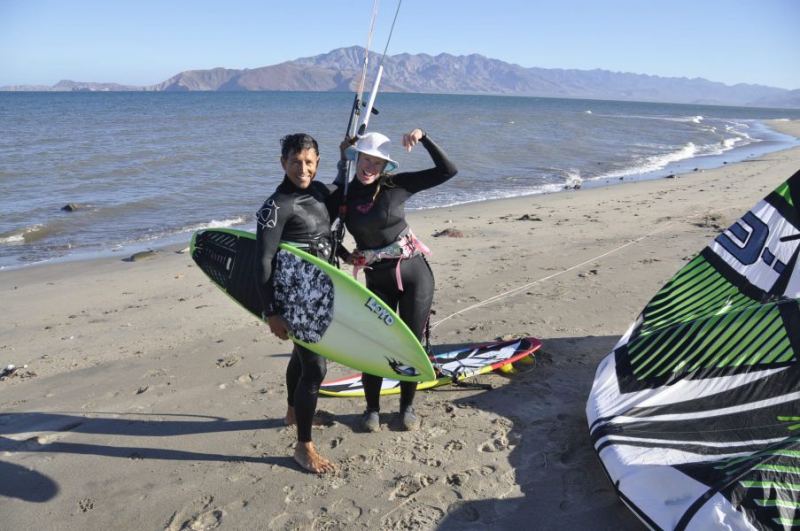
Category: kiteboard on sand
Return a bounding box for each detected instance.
[190,228,435,382]
[320,337,542,397]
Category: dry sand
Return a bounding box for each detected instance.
[1,120,798,530]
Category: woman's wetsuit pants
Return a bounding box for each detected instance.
[362,255,434,412]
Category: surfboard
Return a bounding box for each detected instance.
[319,337,542,397]
[190,228,435,382]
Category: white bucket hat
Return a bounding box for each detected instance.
[345,132,398,172]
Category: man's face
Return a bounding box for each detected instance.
[281,148,319,189]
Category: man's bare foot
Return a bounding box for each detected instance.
[284,406,296,426]
[294,442,336,474]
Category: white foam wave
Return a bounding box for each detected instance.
[412,184,565,210]
[658,115,704,124]
[722,137,741,150]
[0,225,43,244]
[0,234,25,244]
[126,216,249,245]
[600,142,699,179]
[184,216,247,233]
[564,170,583,189]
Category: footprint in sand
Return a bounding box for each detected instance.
[78,498,95,512]
[559,443,577,466]
[446,472,469,487]
[177,509,223,531]
[388,473,436,500]
[164,495,223,531]
[479,431,509,452]
[444,440,465,452]
[383,504,445,530]
[446,500,480,523]
[268,512,308,530]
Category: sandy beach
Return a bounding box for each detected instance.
[1,119,798,530]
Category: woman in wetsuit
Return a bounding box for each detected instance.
[337,128,457,431]
[256,133,337,473]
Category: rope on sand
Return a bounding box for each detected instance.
[430,219,685,330]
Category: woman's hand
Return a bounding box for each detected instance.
[345,250,368,266]
[267,314,291,341]
[340,136,357,161]
[402,129,425,152]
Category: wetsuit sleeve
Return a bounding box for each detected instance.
[322,181,342,224]
[391,134,458,194]
[333,159,348,187]
[255,197,291,317]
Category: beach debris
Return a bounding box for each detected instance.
[216,355,241,368]
[516,214,542,221]
[176,246,190,254]
[1,364,19,379]
[1,364,35,381]
[665,174,676,179]
[125,250,158,262]
[78,498,95,512]
[433,228,464,238]
[693,213,725,230]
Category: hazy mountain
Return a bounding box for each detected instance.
[0,80,146,92]
[3,46,797,108]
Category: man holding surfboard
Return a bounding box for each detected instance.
[255,133,338,474]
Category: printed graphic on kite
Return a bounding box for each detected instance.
[587,169,800,530]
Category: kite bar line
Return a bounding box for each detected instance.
[357,0,402,135]
[430,220,679,330]
[332,0,380,262]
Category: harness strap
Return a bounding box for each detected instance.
[351,229,430,291]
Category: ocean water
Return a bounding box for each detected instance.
[1,91,799,269]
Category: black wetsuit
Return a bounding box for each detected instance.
[256,177,336,443]
[338,134,457,412]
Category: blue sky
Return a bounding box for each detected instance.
[2,0,798,89]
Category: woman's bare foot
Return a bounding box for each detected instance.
[294,442,336,474]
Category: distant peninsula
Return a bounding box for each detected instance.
[3,46,799,109]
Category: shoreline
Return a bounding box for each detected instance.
[2,119,797,273]
[1,120,799,529]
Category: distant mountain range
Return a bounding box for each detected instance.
[4,46,799,109]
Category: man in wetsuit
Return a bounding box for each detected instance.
[256,133,336,474]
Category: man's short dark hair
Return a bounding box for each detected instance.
[280,133,319,159]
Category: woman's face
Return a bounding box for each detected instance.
[356,153,388,185]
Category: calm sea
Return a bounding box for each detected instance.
[1,91,799,269]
